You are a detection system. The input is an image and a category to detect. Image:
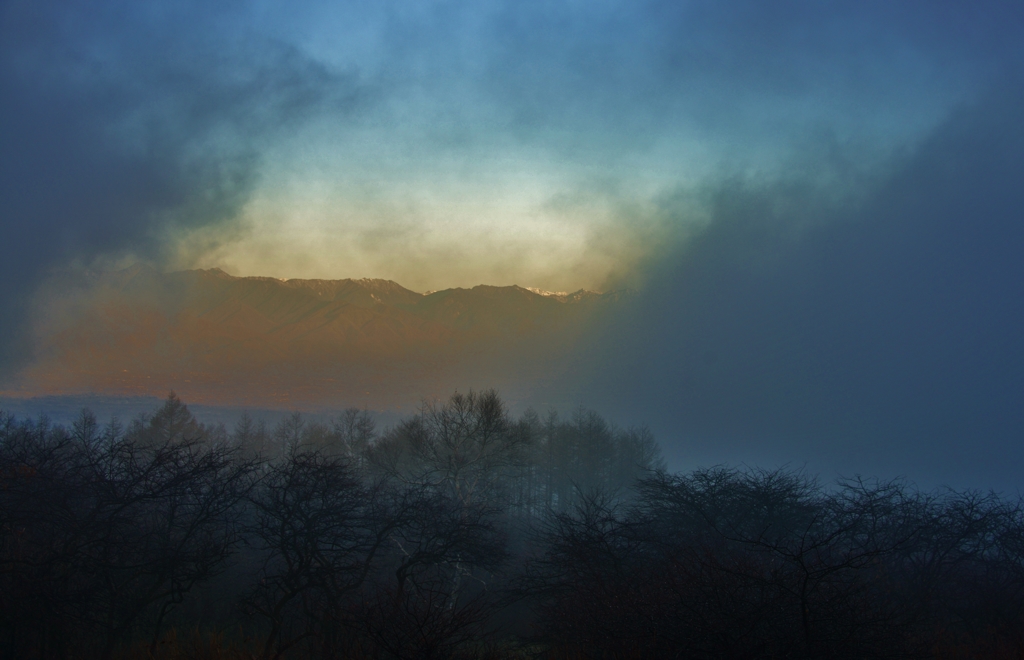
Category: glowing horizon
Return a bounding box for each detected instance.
[11,1,972,293]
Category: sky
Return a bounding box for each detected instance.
[3,0,1024,489]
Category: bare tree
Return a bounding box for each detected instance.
[0,398,255,659]
[332,408,376,460]
[243,449,405,660]
[361,486,508,660]
[369,390,529,507]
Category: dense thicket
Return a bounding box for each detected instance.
[2,392,1023,659]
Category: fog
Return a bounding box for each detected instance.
[575,90,1024,492]
[5,0,1022,372]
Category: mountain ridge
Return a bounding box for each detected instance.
[9,266,626,410]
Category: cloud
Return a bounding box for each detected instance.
[4,0,1024,499]
[170,0,1013,292]
[0,0,362,371]
[578,87,1024,491]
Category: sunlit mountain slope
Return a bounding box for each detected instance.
[10,266,624,410]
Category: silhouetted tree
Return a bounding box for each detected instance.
[333,408,376,460]
[369,390,529,508]
[0,396,254,659]
[232,410,270,458]
[521,466,1024,659]
[244,448,406,659]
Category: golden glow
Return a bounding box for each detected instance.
[174,163,679,292]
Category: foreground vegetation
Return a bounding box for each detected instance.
[2,392,1023,659]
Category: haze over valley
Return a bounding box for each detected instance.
[7,265,623,411]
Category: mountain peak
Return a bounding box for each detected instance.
[524,286,572,298]
[98,265,618,306]
[23,264,626,408]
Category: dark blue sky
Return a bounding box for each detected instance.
[2,0,1023,489]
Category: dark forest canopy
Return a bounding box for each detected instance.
[3,391,1024,659]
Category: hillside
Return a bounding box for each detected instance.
[8,266,625,410]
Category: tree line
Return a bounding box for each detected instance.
[2,391,1023,658]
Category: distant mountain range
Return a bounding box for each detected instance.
[7,266,627,410]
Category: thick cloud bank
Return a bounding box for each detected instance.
[0,1,357,370]
[585,90,1024,491]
